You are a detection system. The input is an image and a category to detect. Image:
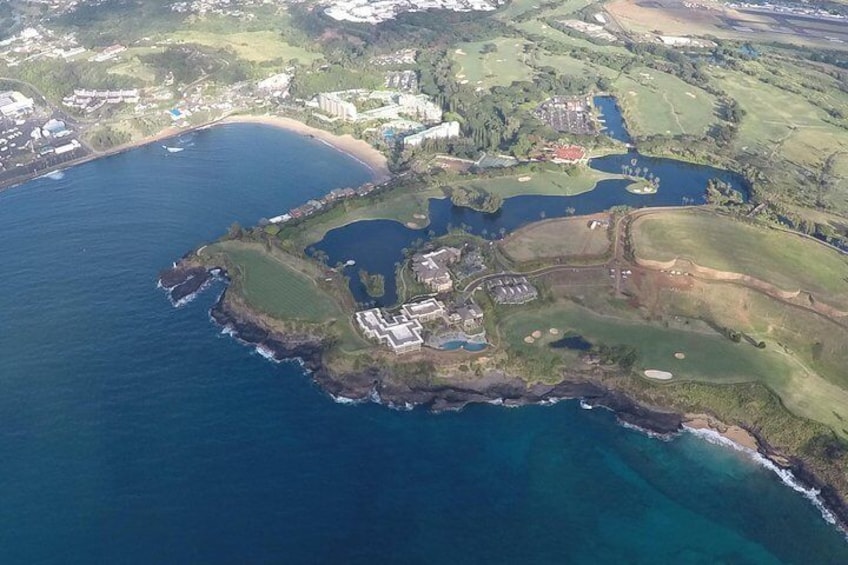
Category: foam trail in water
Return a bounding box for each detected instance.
[685,426,840,529]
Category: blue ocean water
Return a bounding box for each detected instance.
[0,124,846,564]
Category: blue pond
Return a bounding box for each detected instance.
[440,340,488,352]
[594,95,632,144]
[550,335,593,351]
[316,152,747,306]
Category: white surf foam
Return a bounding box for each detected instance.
[685,426,840,529]
[254,344,280,363]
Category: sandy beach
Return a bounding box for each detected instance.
[0,112,391,193]
[220,114,391,183]
[684,413,760,451]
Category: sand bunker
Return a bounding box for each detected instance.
[406,222,420,229]
[644,370,673,380]
[517,176,532,182]
[531,330,542,339]
[460,80,469,85]
[455,49,466,55]
[457,74,466,79]
[674,352,686,360]
[413,213,426,220]
[549,328,560,335]
[686,92,696,98]
[524,336,535,344]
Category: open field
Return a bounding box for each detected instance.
[531,50,620,78]
[612,67,719,137]
[500,215,611,262]
[204,242,344,322]
[709,65,848,171]
[631,209,848,308]
[500,301,794,384]
[452,38,533,89]
[168,29,322,63]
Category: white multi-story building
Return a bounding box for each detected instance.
[317,92,358,121]
[403,121,461,148]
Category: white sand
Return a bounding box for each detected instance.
[644,369,673,380]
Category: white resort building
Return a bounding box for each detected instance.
[355,299,446,354]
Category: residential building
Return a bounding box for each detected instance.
[412,247,461,292]
[0,91,34,118]
[448,301,484,330]
[487,276,538,305]
[400,298,446,322]
[355,308,424,354]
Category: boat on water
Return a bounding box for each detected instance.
[162,145,184,153]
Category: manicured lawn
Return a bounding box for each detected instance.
[612,67,719,137]
[709,66,848,172]
[453,168,615,199]
[209,243,343,322]
[500,301,793,383]
[452,38,534,89]
[631,209,848,308]
[500,216,611,262]
[499,299,848,436]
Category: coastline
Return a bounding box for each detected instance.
[0,112,391,193]
[158,260,848,535]
[219,115,391,183]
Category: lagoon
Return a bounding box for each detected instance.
[317,152,747,306]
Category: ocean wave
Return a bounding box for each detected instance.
[331,394,363,405]
[254,344,280,363]
[684,426,840,529]
[618,419,676,441]
[42,170,65,180]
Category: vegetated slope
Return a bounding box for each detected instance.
[631,209,848,309]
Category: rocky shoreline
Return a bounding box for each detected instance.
[159,263,848,534]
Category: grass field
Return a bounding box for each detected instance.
[500,301,794,383]
[452,38,534,89]
[612,67,719,137]
[500,216,611,262]
[531,50,620,78]
[450,168,617,199]
[168,29,322,64]
[500,299,848,436]
[206,242,343,322]
[709,67,848,167]
[631,209,848,308]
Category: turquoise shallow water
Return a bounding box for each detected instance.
[0,124,846,564]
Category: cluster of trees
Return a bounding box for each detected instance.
[289,64,384,99]
[8,59,137,100]
[358,270,386,298]
[594,343,638,371]
[705,178,744,207]
[142,45,251,85]
[446,185,503,213]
